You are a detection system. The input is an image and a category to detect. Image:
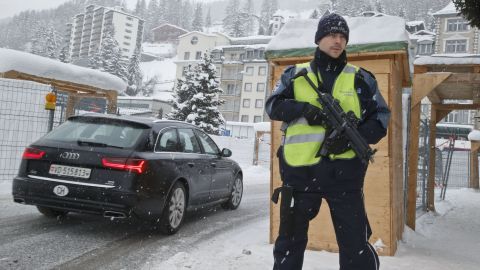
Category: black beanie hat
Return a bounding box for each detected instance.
[314,13,349,44]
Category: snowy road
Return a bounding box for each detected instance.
[0,183,269,270]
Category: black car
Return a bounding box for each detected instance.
[12,113,243,234]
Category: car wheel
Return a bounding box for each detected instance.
[36,206,68,218]
[222,175,243,210]
[159,182,186,235]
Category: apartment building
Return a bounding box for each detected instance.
[175,33,271,123]
[432,2,479,55]
[66,5,144,62]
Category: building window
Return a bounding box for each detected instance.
[256,83,265,92]
[246,51,254,59]
[241,115,249,122]
[126,17,133,21]
[196,51,202,60]
[125,29,132,33]
[230,53,237,60]
[226,84,236,95]
[126,23,133,27]
[446,18,469,32]
[258,67,266,76]
[243,99,250,108]
[254,116,262,123]
[123,42,130,46]
[244,83,252,92]
[245,66,254,75]
[122,48,129,52]
[191,36,198,45]
[124,35,131,40]
[184,52,190,60]
[258,50,265,59]
[255,99,263,108]
[445,39,467,53]
[418,43,432,55]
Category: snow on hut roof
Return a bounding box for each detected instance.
[265,16,408,59]
[0,48,126,92]
[414,54,480,65]
[432,2,458,16]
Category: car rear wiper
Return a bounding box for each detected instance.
[77,140,124,149]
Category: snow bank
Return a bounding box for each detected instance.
[0,48,126,92]
[266,16,408,52]
[414,54,480,65]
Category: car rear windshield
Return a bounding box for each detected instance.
[43,118,148,149]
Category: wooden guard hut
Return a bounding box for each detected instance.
[406,55,480,230]
[265,16,410,256]
[0,48,126,116]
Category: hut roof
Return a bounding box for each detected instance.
[265,16,409,59]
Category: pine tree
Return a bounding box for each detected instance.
[223,0,248,37]
[126,47,143,96]
[135,0,147,19]
[453,0,480,28]
[205,8,212,30]
[242,0,255,36]
[310,9,320,19]
[180,0,193,30]
[168,53,225,135]
[192,3,204,31]
[375,0,384,13]
[145,0,159,41]
[259,0,278,35]
[45,26,59,59]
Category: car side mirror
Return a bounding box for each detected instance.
[221,148,232,157]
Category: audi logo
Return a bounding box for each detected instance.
[59,152,80,160]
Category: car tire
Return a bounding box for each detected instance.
[36,206,68,218]
[221,175,243,210]
[159,182,187,235]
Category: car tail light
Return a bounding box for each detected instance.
[102,157,147,174]
[22,147,46,160]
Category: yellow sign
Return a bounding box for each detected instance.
[45,92,56,110]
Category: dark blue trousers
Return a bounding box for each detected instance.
[273,190,379,270]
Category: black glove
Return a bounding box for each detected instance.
[323,132,351,155]
[303,103,327,126]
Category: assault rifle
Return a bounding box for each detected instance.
[293,68,376,165]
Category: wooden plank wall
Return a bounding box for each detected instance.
[268,56,402,256]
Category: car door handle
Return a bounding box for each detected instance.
[210,163,216,167]
[187,162,195,168]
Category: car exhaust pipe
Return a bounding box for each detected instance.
[103,211,127,219]
[14,198,26,204]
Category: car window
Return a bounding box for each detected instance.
[155,128,179,152]
[178,128,202,153]
[195,130,220,155]
[42,119,145,148]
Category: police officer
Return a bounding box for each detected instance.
[266,13,390,270]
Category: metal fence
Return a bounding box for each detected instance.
[416,117,473,210]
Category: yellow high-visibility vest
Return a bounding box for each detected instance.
[282,62,361,167]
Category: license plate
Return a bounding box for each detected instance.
[49,164,91,179]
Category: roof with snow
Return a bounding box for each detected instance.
[406,21,425,27]
[0,48,126,92]
[151,23,188,33]
[265,16,409,59]
[432,2,459,16]
[414,54,480,65]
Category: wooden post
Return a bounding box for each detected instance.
[470,141,480,189]
[65,94,78,119]
[406,103,421,230]
[427,105,438,212]
[106,90,118,114]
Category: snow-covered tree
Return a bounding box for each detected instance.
[205,8,212,30]
[135,0,147,19]
[180,0,193,30]
[126,47,143,96]
[142,76,157,97]
[168,53,225,135]
[310,9,320,19]
[144,0,159,41]
[259,0,278,35]
[59,45,70,63]
[223,0,249,37]
[45,26,59,59]
[375,0,384,13]
[242,0,255,36]
[192,3,204,31]
[89,25,128,82]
